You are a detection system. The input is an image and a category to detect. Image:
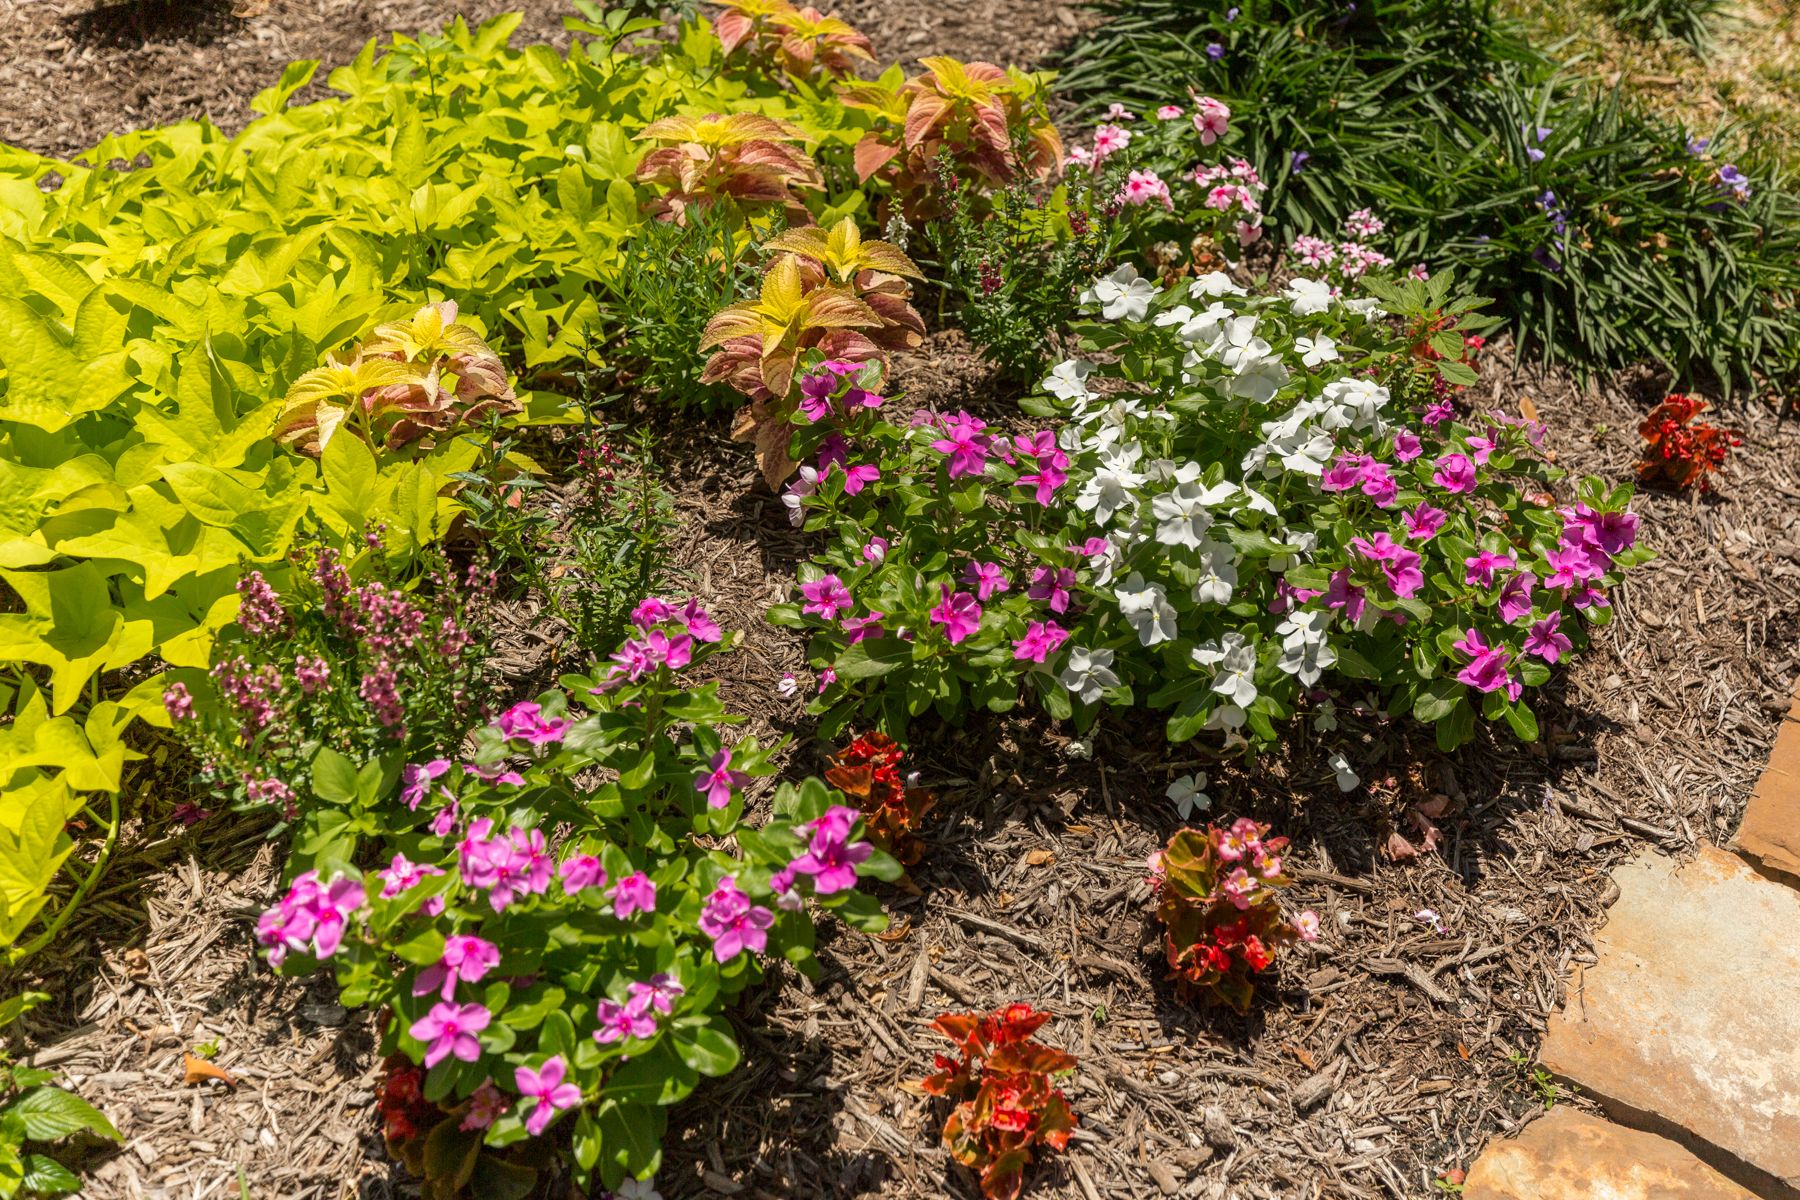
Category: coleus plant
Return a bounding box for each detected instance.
[1148,822,1318,1012]
[823,731,936,866]
[255,605,899,1195]
[711,0,875,81]
[841,57,1063,219]
[700,218,924,487]
[274,302,520,457]
[914,1004,1077,1200]
[633,112,825,226]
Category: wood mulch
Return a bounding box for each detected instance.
[6,3,1800,1199]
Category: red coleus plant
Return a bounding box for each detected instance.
[916,1004,1078,1200]
[634,111,824,225]
[825,731,936,865]
[274,301,519,456]
[702,217,925,487]
[1637,392,1740,494]
[713,0,875,80]
[377,1056,540,1199]
[840,57,1063,220]
[1148,821,1318,1013]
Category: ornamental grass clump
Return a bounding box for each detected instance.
[771,265,1647,759]
[252,609,899,1195]
[1149,822,1318,1012]
[916,1004,1078,1200]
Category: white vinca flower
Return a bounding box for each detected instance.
[1144,458,1203,487]
[1295,334,1339,367]
[1283,277,1335,316]
[1191,631,1259,707]
[1190,271,1247,298]
[1151,482,1213,548]
[1042,359,1096,403]
[1322,377,1389,431]
[1276,609,1336,685]
[1340,296,1386,317]
[1178,301,1236,348]
[1191,539,1238,605]
[1081,264,1156,321]
[1060,646,1120,704]
[1167,773,1210,820]
[1115,573,1178,646]
[1074,449,1146,526]
[1153,304,1194,328]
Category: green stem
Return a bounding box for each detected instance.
[7,788,121,968]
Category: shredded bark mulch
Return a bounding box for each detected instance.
[6,2,1800,1199]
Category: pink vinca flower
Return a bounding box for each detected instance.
[929,586,983,644]
[1012,620,1070,664]
[1194,97,1230,144]
[495,702,570,746]
[1463,550,1517,588]
[1453,629,1521,700]
[400,759,450,810]
[694,749,750,810]
[414,935,501,1001]
[592,998,658,1045]
[410,1001,491,1069]
[515,1056,581,1137]
[1497,572,1537,624]
[697,876,775,963]
[1432,453,1478,495]
[800,574,853,621]
[929,411,992,478]
[789,806,874,895]
[611,872,657,919]
[559,854,607,894]
[1523,611,1572,663]
[962,561,1010,602]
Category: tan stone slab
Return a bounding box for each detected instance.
[1735,693,1800,886]
[1541,846,1800,1197]
[1465,1108,1760,1200]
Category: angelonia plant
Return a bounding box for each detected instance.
[1148,822,1318,1012]
[253,606,898,1195]
[162,533,489,824]
[915,1004,1078,1200]
[770,264,1646,761]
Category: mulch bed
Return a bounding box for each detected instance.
[5,4,1800,1199]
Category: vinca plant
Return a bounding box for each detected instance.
[771,264,1646,766]
[255,606,898,1194]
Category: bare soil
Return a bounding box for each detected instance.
[5,3,1800,1200]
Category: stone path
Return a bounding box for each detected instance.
[1462,692,1800,1198]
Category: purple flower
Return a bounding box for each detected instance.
[377,852,444,900]
[928,586,983,644]
[1205,41,1224,58]
[611,872,656,919]
[163,682,194,722]
[1290,149,1310,173]
[1403,504,1447,541]
[410,1001,490,1069]
[1325,569,1366,623]
[235,571,287,638]
[414,935,501,1001]
[515,1056,581,1136]
[694,749,750,810]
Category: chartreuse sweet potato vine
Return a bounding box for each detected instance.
[0,2,1050,963]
